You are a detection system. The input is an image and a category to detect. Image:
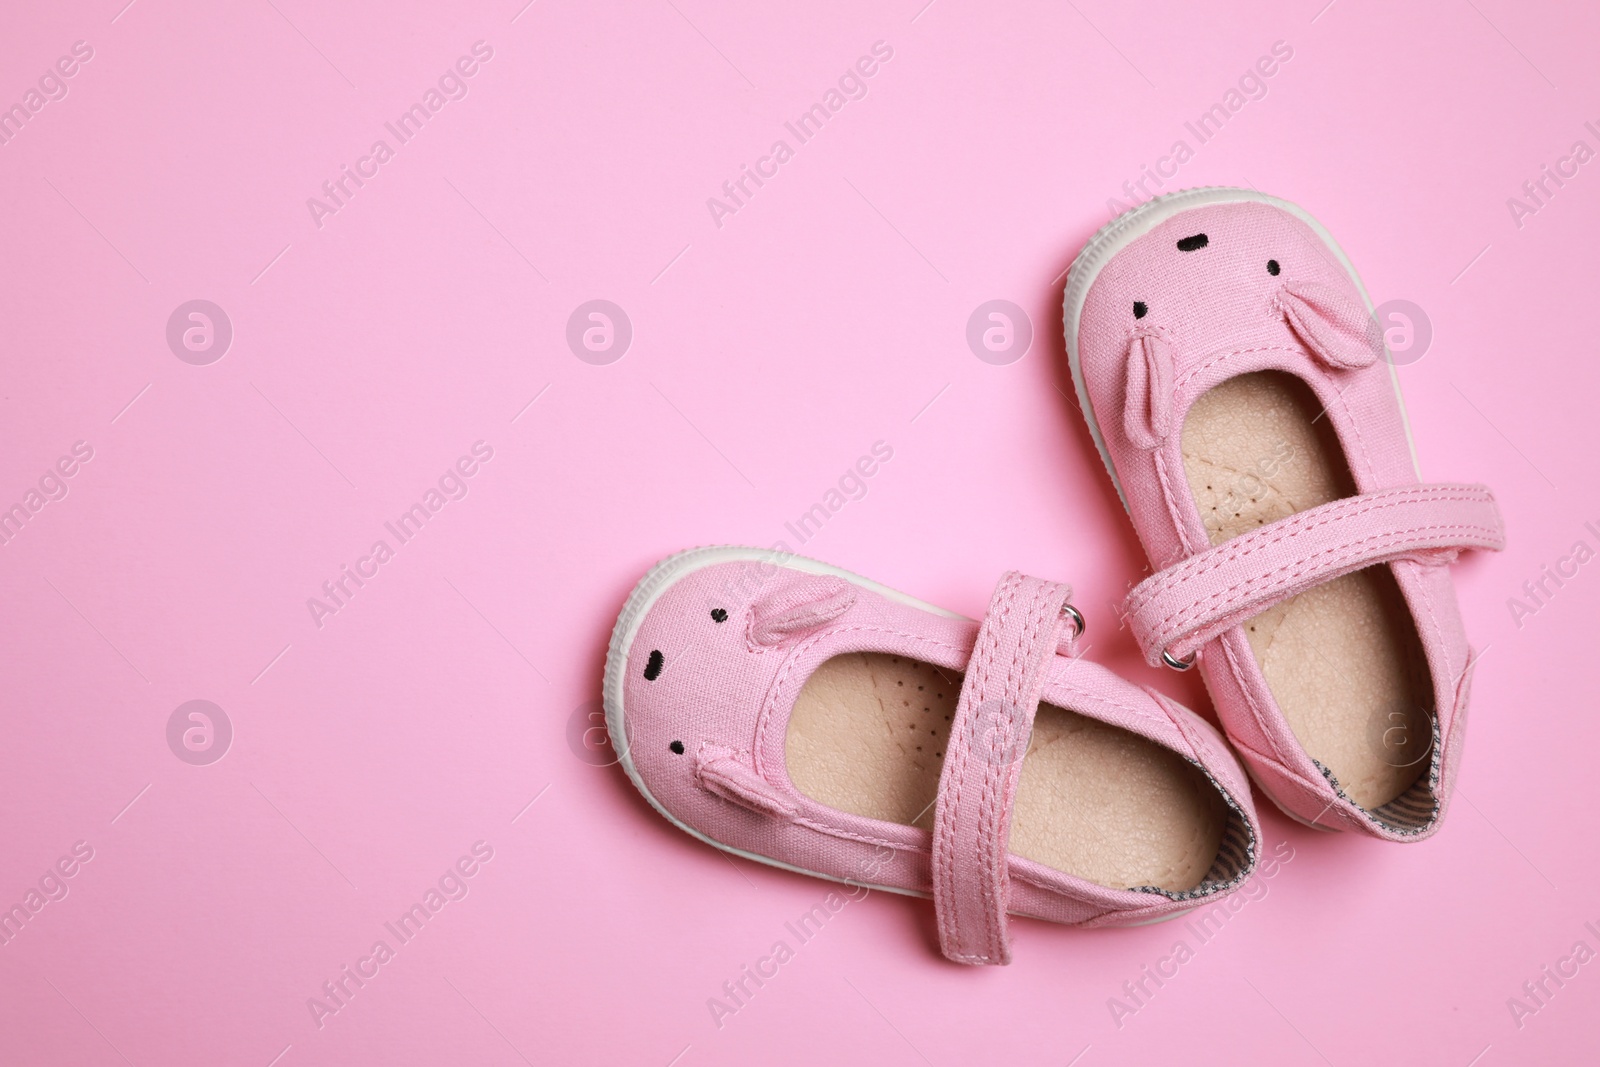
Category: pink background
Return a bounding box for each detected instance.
[2,0,1596,1063]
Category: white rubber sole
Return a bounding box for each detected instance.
[1060,185,1420,511]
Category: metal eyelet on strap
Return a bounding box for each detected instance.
[1161,648,1196,671]
[1060,603,1085,639]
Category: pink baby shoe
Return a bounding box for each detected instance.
[604,547,1260,965]
[1063,187,1505,840]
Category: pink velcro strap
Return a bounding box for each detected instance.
[931,572,1072,965]
[1126,484,1505,667]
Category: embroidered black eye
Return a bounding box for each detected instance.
[1133,301,1148,319]
[1176,233,1208,251]
[643,650,664,680]
[669,740,685,755]
[1267,259,1280,276]
[710,608,728,623]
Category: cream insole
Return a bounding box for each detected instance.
[1181,371,1434,809]
[786,653,1226,892]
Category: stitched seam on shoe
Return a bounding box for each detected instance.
[952,573,1019,958]
[1171,344,1310,392]
[1142,521,1504,644]
[1127,488,1495,613]
[1154,447,1202,559]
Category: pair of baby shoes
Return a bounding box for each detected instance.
[603,189,1505,965]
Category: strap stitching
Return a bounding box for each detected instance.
[1126,489,1497,614]
[967,582,1013,959]
[938,572,1019,958]
[974,573,1025,958]
[982,577,1051,958]
[940,574,1073,964]
[1142,520,1502,649]
[1127,486,1497,613]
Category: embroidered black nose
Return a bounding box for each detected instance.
[1176,233,1208,251]
[643,650,664,680]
